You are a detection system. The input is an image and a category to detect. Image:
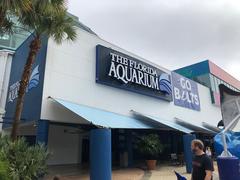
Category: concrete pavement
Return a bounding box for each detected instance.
[45,166,144,180]
[143,161,219,180]
[44,162,219,180]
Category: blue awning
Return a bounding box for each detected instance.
[174,117,216,134]
[50,98,155,129]
[202,122,221,133]
[131,110,193,134]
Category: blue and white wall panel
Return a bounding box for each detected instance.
[4,35,48,131]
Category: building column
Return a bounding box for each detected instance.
[90,128,111,180]
[183,134,196,173]
[36,120,49,145]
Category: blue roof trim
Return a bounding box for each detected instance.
[174,60,210,78]
[51,98,155,129]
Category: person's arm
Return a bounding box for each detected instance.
[204,155,214,180]
[204,170,212,180]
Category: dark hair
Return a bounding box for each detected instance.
[53,175,60,180]
[192,139,204,150]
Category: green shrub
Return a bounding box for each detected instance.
[0,159,10,180]
[137,134,163,159]
[0,136,49,180]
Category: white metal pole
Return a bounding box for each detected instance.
[222,114,240,134]
[220,114,240,157]
[221,133,232,157]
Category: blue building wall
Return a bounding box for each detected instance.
[3,34,48,128]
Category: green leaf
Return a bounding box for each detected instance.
[137,134,164,158]
[0,136,49,179]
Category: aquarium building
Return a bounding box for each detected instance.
[1,16,225,179]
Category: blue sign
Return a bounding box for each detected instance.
[96,45,172,101]
[4,35,48,128]
[172,72,200,111]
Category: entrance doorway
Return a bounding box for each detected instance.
[82,138,89,163]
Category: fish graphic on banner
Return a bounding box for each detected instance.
[8,65,40,102]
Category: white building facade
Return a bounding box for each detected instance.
[0,50,13,130]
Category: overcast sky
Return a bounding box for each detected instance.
[68,0,240,80]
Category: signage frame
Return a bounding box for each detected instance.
[96,45,172,101]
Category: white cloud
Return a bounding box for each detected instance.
[226,61,240,80]
[68,0,240,80]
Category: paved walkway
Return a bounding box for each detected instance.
[44,162,219,180]
[142,163,219,180]
[45,166,144,180]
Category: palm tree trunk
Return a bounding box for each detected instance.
[11,35,41,141]
[0,8,6,32]
[0,8,4,25]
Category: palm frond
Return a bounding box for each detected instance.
[9,0,76,43]
[0,17,14,34]
[20,0,76,43]
[0,8,14,34]
[0,0,32,34]
[0,0,31,12]
[48,10,77,44]
[35,0,66,17]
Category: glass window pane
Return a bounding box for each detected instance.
[214,77,220,93]
[210,74,216,92]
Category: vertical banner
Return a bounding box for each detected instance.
[4,35,48,128]
[172,72,200,111]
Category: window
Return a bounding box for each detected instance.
[210,74,216,92]
[214,77,220,93]
[0,35,9,40]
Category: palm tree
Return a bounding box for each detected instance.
[0,0,31,34]
[10,0,77,141]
